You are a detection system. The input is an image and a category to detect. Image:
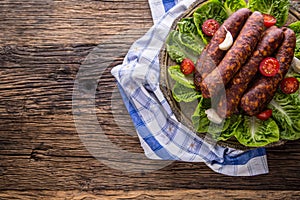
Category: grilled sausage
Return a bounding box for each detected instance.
[217,26,284,118]
[200,11,264,98]
[240,28,296,116]
[194,8,252,90]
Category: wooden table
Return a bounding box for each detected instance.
[1,0,300,199]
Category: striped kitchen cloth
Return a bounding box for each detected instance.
[111,0,269,176]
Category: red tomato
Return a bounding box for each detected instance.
[263,14,277,27]
[259,57,280,77]
[280,77,300,94]
[256,109,273,121]
[180,58,195,75]
[202,19,220,37]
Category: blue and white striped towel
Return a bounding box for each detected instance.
[111,0,269,176]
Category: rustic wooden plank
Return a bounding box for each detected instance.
[0,0,153,45]
[0,190,300,200]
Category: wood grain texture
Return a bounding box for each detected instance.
[1,0,300,199]
[0,190,300,200]
[0,0,153,45]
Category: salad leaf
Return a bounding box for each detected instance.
[192,99,220,134]
[224,0,247,15]
[288,21,300,59]
[192,99,241,141]
[172,82,201,103]
[218,114,243,141]
[247,0,290,27]
[166,45,186,63]
[268,92,300,140]
[177,18,205,52]
[166,30,204,63]
[167,65,195,89]
[193,0,228,44]
[289,21,300,33]
[177,17,198,35]
[290,91,300,106]
[235,116,280,147]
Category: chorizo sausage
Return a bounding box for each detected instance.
[194,8,252,90]
[200,11,264,98]
[240,28,296,116]
[217,26,284,118]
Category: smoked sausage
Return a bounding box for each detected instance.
[217,26,284,118]
[240,28,296,116]
[200,11,264,98]
[194,8,252,90]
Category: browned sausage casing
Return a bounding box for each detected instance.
[217,26,284,118]
[200,11,264,98]
[194,8,252,90]
[240,28,296,116]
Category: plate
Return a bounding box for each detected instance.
[159,0,300,150]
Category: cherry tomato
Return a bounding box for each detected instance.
[256,109,273,121]
[202,19,220,37]
[263,14,277,28]
[259,57,280,77]
[280,77,300,94]
[180,58,195,75]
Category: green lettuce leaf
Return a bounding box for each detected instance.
[192,99,218,134]
[288,21,300,59]
[166,44,186,63]
[167,65,195,89]
[289,21,300,33]
[172,82,201,103]
[177,17,198,35]
[177,18,205,52]
[235,116,280,147]
[192,100,242,141]
[268,92,300,140]
[166,30,204,63]
[247,0,290,27]
[224,0,247,15]
[218,114,243,141]
[193,0,228,44]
